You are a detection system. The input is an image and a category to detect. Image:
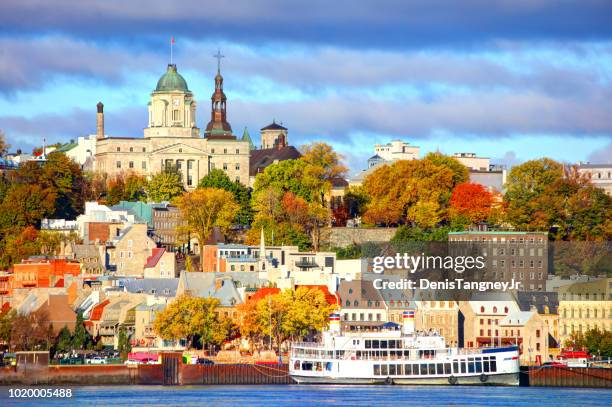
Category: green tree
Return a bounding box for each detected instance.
[198,168,253,225]
[72,311,89,350]
[504,158,564,231]
[55,325,73,353]
[147,168,184,202]
[117,325,132,359]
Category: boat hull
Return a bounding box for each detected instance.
[291,372,519,386]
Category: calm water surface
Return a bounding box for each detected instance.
[1,385,611,406]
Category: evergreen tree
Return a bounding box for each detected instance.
[72,311,88,350]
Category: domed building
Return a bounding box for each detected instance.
[94,63,251,188]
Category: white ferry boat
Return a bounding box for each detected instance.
[290,311,520,385]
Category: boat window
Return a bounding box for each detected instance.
[381,351,388,358]
[475,358,483,373]
[404,364,412,375]
[374,364,381,375]
[490,358,497,372]
[365,340,372,349]
[453,361,459,374]
[461,360,467,374]
[420,364,428,375]
[389,364,396,375]
[381,364,388,376]
[293,361,300,370]
[396,364,403,375]
[403,350,410,358]
[325,362,333,371]
[468,358,476,374]
[444,363,452,375]
[302,361,313,371]
[372,340,380,349]
[315,362,322,371]
[380,340,388,349]
[428,364,436,375]
[436,363,443,375]
[483,357,490,373]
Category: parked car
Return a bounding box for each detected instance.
[197,358,215,366]
[88,356,107,365]
[124,359,141,365]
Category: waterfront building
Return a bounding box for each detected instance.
[556,278,612,346]
[94,63,250,188]
[498,310,549,365]
[337,279,387,328]
[576,162,612,196]
[458,295,521,348]
[516,291,560,348]
[414,301,460,347]
[448,230,549,291]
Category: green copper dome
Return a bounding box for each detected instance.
[155,64,189,92]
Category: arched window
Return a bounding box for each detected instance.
[480,306,485,313]
[493,306,497,313]
[504,306,509,313]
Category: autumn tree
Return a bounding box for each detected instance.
[424,152,469,188]
[175,188,239,270]
[300,142,348,205]
[241,287,335,355]
[198,168,253,225]
[105,173,147,206]
[362,159,455,226]
[146,168,184,202]
[153,295,226,350]
[449,182,494,226]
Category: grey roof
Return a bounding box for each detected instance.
[179,272,243,306]
[135,303,166,312]
[123,278,179,297]
[72,244,100,258]
[516,291,559,314]
[215,272,265,288]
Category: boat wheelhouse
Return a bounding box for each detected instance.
[290,310,520,385]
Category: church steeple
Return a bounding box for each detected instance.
[205,50,234,139]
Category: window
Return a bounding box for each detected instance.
[143,147,146,152]
[235,163,240,170]
[116,161,121,168]
[129,161,134,168]
[211,148,215,154]
[173,109,180,120]
[224,148,227,154]
[223,163,228,170]
[236,149,240,154]
[116,147,121,152]
[142,161,147,169]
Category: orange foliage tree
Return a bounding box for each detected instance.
[449,182,493,225]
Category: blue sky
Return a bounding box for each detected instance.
[0,0,611,173]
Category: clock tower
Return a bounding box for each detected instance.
[144,64,199,138]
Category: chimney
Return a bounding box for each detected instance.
[96,102,104,140]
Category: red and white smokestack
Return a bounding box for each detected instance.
[402,310,415,335]
[329,312,341,333]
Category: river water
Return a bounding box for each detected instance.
[1,385,611,406]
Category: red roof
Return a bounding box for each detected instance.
[89,299,110,321]
[250,287,280,302]
[296,285,339,305]
[54,278,64,287]
[144,248,165,268]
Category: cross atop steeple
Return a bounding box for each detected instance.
[213,49,224,73]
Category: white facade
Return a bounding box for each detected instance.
[374,140,420,162]
[577,163,612,196]
[452,153,490,171]
[65,135,97,166]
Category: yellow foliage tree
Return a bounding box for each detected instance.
[175,187,239,271]
[153,295,226,350]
